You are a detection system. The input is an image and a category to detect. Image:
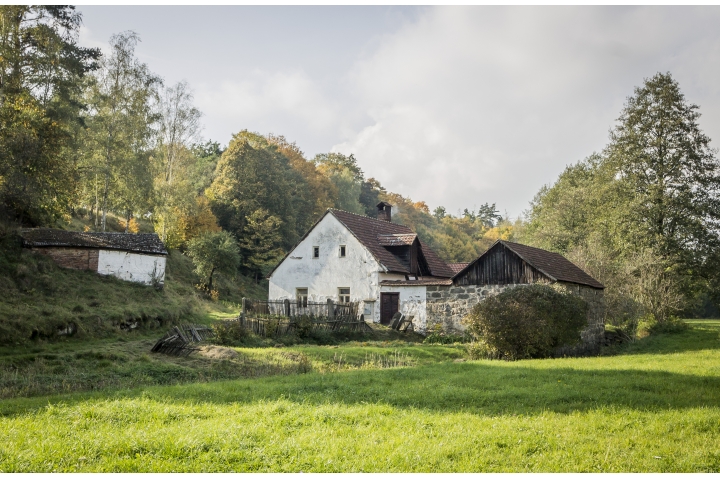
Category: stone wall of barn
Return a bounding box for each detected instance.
[425,284,512,334]
[424,283,605,345]
[30,247,99,271]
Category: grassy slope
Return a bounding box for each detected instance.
[0,232,266,345]
[1,321,719,472]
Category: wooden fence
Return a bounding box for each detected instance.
[239,298,372,338]
[151,324,215,356]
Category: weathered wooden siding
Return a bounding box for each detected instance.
[31,247,99,271]
[453,242,549,286]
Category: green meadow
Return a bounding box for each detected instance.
[1,320,719,472]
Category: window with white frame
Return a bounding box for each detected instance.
[296,288,308,307]
[313,246,319,258]
[339,245,346,257]
[338,287,350,303]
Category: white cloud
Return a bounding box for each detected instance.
[195,70,340,146]
[332,6,720,217]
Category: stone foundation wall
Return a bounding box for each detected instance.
[31,247,99,271]
[425,282,606,346]
[425,284,515,334]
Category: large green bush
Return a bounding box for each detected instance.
[464,284,588,360]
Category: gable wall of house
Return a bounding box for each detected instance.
[268,214,383,318]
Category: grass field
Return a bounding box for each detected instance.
[1,320,719,472]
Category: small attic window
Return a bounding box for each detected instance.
[313,246,319,258]
[339,245,346,257]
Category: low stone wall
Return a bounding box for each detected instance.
[425,284,513,334]
[425,282,605,346]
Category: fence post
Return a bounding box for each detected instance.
[327,298,335,319]
[284,298,290,317]
[241,298,246,322]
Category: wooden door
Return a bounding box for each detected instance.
[380,293,399,325]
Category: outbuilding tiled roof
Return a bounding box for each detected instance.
[19,228,168,255]
[329,209,454,278]
[447,262,470,274]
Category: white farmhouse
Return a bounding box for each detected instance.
[268,203,606,344]
[20,228,167,287]
[268,203,455,325]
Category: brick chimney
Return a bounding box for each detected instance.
[377,202,392,222]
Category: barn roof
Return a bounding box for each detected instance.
[19,228,168,255]
[454,240,604,289]
[329,209,454,277]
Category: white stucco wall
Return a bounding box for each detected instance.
[379,284,427,331]
[269,213,384,320]
[97,250,166,286]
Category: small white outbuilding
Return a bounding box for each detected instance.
[19,228,167,287]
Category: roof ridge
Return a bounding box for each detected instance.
[328,208,413,229]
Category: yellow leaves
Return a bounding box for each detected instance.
[119,217,140,234]
[483,225,514,242]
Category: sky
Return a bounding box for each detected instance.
[77,6,720,219]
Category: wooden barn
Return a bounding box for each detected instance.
[19,228,167,287]
[381,240,605,345]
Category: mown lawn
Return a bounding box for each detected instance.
[1,321,719,472]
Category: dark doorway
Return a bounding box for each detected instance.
[380,293,399,325]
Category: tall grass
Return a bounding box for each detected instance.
[0,232,265,345]
[0,321,718,472]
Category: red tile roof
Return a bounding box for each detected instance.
[267,208,454,278]
[377,233,417,246]
[330,209,453,277]
[447,262,469,274]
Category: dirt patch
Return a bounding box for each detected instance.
[195,345,240,360]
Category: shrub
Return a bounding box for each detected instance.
[212,321,249,346]
[638,316,690,336]
[463,284,588,360]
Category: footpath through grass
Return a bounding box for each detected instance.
[1,321,720,472]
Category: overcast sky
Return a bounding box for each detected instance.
[77,6,720,218]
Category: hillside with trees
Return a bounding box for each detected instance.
[2,7,719,330]
[0,6,514,297]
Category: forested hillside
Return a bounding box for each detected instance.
[0,6,514,290]
[2,6,719,331]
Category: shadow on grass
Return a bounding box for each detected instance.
[3,359,720,418]
[2,320,719,418]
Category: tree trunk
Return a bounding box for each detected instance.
[101,171,109,232]
[208,266,216,291]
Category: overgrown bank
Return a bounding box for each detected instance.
[0,232,265,345]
